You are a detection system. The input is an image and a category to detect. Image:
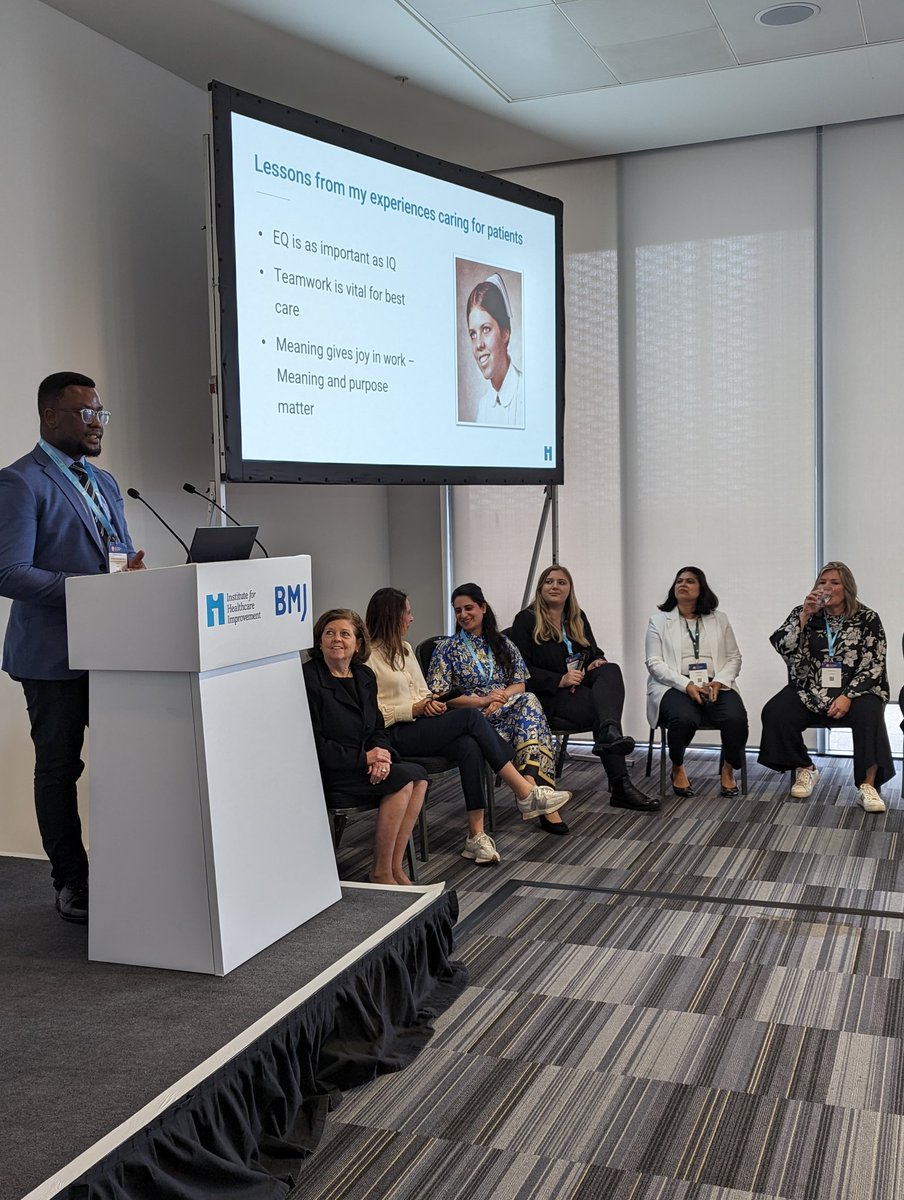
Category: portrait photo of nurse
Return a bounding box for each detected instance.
[455,260,524,428]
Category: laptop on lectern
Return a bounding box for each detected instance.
[188,525,259,564]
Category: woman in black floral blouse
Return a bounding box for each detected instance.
[758,562,894,812]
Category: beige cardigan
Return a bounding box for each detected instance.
[369,640,430,727]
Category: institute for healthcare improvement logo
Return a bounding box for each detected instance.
[206,592,225,628]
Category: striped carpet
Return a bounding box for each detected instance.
[291,747,904,1200]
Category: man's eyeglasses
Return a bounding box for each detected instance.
[58,407,112,425]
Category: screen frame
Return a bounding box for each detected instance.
[209,80,565,486]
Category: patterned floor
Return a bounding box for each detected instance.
[291,748,904,1200]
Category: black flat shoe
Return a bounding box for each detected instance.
[538,813,569,835]
[671,783,695,797]
[720,783,740,797]
[610,778,660,812]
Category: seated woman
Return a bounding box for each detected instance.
[645,567,748,798]
[426,583,572,834]
[302,608,427,885]
[758,561,893,813]
[366,587,570,862]
[510,564,658,813]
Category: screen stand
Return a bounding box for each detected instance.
[520,484,559,611]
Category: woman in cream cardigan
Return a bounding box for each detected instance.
[645,566,748,797]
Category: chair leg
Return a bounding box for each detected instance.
[555,733,570,778]
[405,833,418,883]
[740,754,748,795]
[331,812,348,849]
[484,764,497,833]
[645,728,655,778]
[417,797,429,863]
[659,726,668,798]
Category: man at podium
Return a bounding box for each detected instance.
[0,372,145,923]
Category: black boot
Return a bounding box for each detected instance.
[609,776,660,812]
[593,723,635,757]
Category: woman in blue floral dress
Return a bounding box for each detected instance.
[427,582,572,833]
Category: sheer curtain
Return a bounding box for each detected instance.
[454,133,823,748]
[822,117,904,747]
[618,132,817,739]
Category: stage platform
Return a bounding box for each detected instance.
[1,856,465,1200]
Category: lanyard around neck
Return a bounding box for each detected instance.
[40,439,117,541]
[824,613,844,658]
[459,630,494,681]
[684,617,701,659]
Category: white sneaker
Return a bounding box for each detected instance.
[461,831,501,864]
[857,783,886,813]
[518,784,571,820]
[790,766,819,799]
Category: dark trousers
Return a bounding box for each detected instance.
[543,663,629,782]
[20,675,90,890]
[388,708,513,812]
[758,685,895,787]
[658,687,748,769]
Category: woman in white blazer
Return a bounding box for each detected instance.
[645,566,748,797]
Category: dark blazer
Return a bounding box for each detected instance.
[0,444,134,680]
[509,608,605,702]
[302,656,391,790]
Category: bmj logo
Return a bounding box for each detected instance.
[206,592,225,627]
[275,582,307,621]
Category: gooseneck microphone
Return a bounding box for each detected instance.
[126,488,192,560]
[182,482,270,557]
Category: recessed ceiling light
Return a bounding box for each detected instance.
[755,3,820,25]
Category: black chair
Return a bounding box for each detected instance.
[415,635,498,832]
[325,796,418,882]
[646,722,748,799]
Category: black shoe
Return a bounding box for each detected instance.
[610,777,660,812]
[538,813,569,835]
[55,879,89,923]
[593,725,636,757]
[672,782,695,797]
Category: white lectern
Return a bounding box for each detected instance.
[66,555,341,975]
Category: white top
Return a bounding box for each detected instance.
[475,360,524,428]
[644,608,742,728]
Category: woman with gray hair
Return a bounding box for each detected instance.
[758,562,894,812]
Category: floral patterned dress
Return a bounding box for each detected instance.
[426,631,556,786]
[770,604,890,713]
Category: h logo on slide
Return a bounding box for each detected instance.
[275,582,307,621]
[206,592,226,628]
[544,445,553,462]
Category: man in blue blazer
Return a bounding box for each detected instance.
[0,372,145,922]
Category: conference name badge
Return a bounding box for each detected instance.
[108,539,129,573]
[688,662,710,687]
[821,660,842,690]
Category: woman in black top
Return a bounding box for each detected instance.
[303,608,427,884]
[510,564,658,813]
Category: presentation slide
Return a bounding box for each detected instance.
[211,84,563,484]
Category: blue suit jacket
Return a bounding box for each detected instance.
[0,444,134,680]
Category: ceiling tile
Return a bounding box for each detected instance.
[710,0,866,64]
[404,0,552,21]
[562,0,718,45]
[599,27,736,83]
[436,6,618,99]
[860,0,904,43]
